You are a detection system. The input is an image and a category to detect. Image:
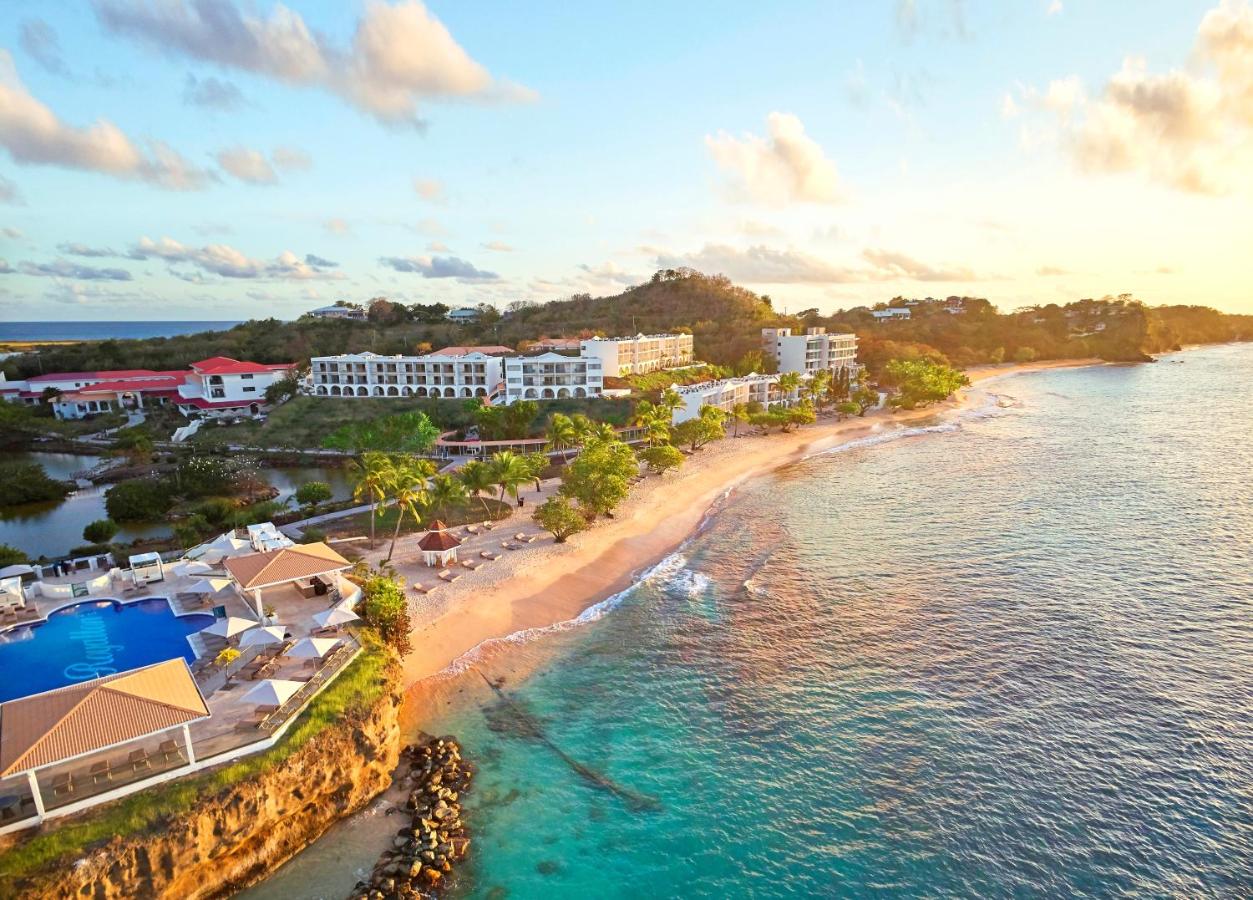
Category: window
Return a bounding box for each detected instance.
[241,373,254,380]
[243,386,256,393]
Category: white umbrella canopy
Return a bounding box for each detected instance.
[286,637,339,658]
[241,679,304,707]
[312,605,360,628]
[238,625,288,649]
[186,577,233,595]
[200,616,258,639]
[178,561,215,576]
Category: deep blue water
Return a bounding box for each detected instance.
[0,598,211,701]
[0,321,240,342]
[246,344,1253,899]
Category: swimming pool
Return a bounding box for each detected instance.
[0,598,213,702]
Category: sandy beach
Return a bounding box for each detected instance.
[390,358,1100,704]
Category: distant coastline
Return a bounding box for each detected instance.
[0,320,241,344]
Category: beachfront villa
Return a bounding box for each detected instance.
[579,333,695,377]
[669,374,791,425]
[761,327,860,380]
[0,357,296,420]
[309,348,510,401]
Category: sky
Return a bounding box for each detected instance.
[0,0,1251,321]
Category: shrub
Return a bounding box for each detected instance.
[533,496,587,543]
[362,575,412,655]
[295,481,333,508]
[639,444,684,475]
[175,456,263,499]
[0,544,27,566]
[82,519,119,544]
[105,479,174,522]
[196,497,237,527]
[0,462,70,506]
[300,526,327,543]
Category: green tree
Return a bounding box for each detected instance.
[82,519,119,544]
[852,386,880,416]
[0,462,71,507]
[560,436,637,518]
[545,413,578,458]
[775,371,802,400]
[671,405,726,452]
[385,459,437,562]
[488,451,532,504]
[426,472,467,520]
[363,574,413,654]
[783,401,817,430]
[264,375,300,405]
[884,359,970,409]
[0,544,28,566]
[658,387,684,420]
[295,481,333,509]
[349,452,395,549]
[728,402,749,438]
[523,452,549,492]
[105,478,174,521]
[810,369,832,409]
[532,495,587,543]
[640,443,684,475]
[457,459,496,517]
[836,400,859,418]
[631,399,671,447]
[1013,346,1038,363]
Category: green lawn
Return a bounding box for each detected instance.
[0,636,394,886]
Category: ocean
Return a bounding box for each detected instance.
[246,344,1253,899]
[0,321,241,342]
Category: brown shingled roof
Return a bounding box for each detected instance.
[0,659,209,776]
[223,542,351,590]
[418,522,461,551]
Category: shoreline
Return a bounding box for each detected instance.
[396,358,1101,710]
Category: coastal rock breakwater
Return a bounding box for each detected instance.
[350,737,474,900]
[5,688,402,900]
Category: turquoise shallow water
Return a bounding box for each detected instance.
[248,344,1253,898]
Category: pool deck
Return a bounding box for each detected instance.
[0,566,362,833]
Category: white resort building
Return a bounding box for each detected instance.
[0,358,296,420]
[761,327,860,379]
[502,352,603,404]
[670,374,787,424]
[579,333,694,377]
[309,348,509,400]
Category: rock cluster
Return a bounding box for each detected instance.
[350,736,473,900]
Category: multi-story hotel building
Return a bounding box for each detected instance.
[502,352,603,405]
[580,333,694,377]
[670,374,794,425]
[309,348,508,400]
[761,327,859,379]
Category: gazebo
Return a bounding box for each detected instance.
[223,542,352,616]
[0,659,209,820]
[418,521,461,567]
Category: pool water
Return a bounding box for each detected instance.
[0,598,213,702]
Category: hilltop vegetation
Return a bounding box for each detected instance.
[2,271,1248,385]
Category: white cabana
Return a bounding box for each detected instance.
[185,576,233,595]
[199,616,258,639]
[286,637,339,658]
[242,678,304,707]
[311,605,360,629]
[129,552,165,585]
[238,625,288,649]
[0,564,36,580]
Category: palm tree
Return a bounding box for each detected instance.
[810,369,832,410]
[570,413,595,446]
[488,451,531,505]
[384,459,435,562]
[546,413,577,459]
[631,400,669,447]
[775,372,802,404]
[348,452,394,549]
[658,387,683,420]
[523,452,548,492]
[729,402,749,437]
[426,472,467,520]
[458,459,496,517]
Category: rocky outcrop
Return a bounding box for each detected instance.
[349,737,474,900]
[7,686,402,900]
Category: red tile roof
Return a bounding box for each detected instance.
[27,369,163,383]
[191,357,295,375]
[223,542,351,590]
[176,396,263,410]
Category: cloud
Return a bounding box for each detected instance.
[1047,1,1064,15]
[58,242,118,257]
[706,112,843,205]
[304,253,338,267]
[0,175,22,205]
[426,240,450,252]
[861,248,979,281]
[482,240,513,252]
[182,73,245,109]
[323,217,350,235]
[413,177,445,202]
[20,19,69,77]
[0,259,12,274]
[215,145,310,184]
[128,236,343,279]
[1,227,21,239]
[1015,1,1253,194]
[0,51,214,190]
[1036,265,1071,276]
[93,0,536,129]
[408,217,445,236]
[16,258,133,280]
[895,0,969,41]
[654,243,984,284]
[379,254,499,281]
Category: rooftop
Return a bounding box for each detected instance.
[223,542,352,591]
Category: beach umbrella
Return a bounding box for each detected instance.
[179,561,215,576]
[238,625,288,649]
[311,605,360,629]
[286,637,339,659]
[186,576,233,595]
[241,679,304,707]
[200,616,258,639]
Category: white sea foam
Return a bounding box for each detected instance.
[439,552,693,675]
[803,421,961,460]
